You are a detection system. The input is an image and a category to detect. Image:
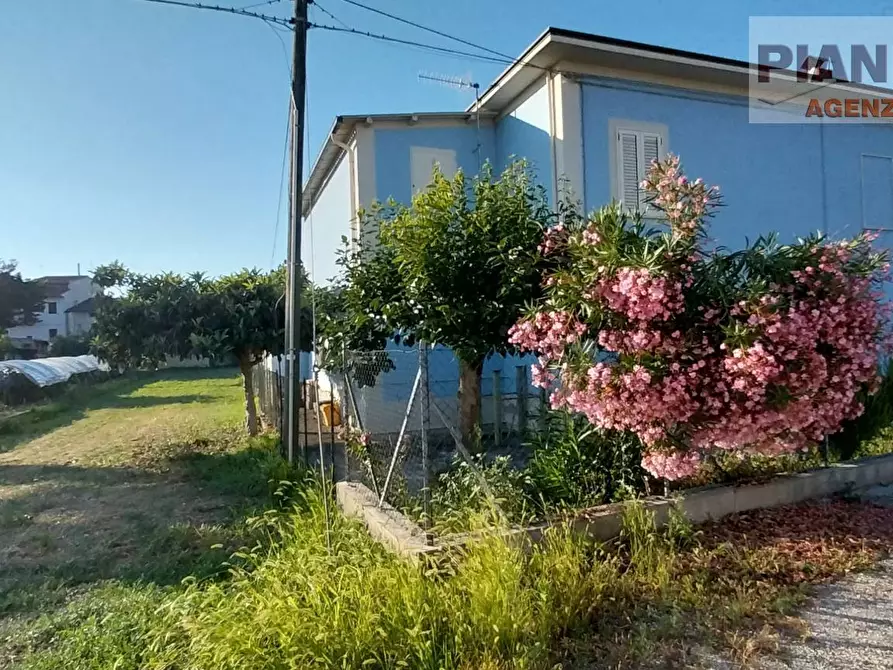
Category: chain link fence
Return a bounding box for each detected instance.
[252,345,548,534]
[335,344,547,526]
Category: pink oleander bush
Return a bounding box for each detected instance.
[510,155,892,482]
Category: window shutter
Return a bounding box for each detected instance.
[618,131,640,209]
[640,133,661,210]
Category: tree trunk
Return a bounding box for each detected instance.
[240,358,259,437]
[458,358,483,451]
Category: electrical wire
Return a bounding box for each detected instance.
[303,77,333,553]
[310,23,527,67]
[334,0,515,62]
[262,17,293,74]
[239,0,281,8]
[270,102,292,267]
[134,0,295,28]
[312,0,350,29]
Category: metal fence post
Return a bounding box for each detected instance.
[419,341,431,535]
[492,369,502,447]
[516,365,528,438]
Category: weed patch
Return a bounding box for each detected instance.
[17,491,893,670]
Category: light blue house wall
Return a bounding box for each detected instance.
[580,78,826,249]
[580,77,893,250]
[495,80,552,195]
[303,153,351,285]
[823,124,893,238]
[373,125,496,204]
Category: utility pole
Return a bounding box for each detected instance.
[285,0,309,464]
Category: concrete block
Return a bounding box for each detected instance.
[341,454,893,558]
[682,487,735,523]
[335,482,435,559]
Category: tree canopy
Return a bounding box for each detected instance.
[331,161,557,443]
[91,263,311,435]
[0,261,46,331]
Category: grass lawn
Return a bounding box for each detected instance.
[5,369,893,669]
[0,369,287,669]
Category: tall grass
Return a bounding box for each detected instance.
[22,484,857,670]
[23,480,634,669]
[139,484,613,670]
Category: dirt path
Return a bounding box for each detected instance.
[0,370,271,668]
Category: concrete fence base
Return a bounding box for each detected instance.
[336,453,893,558]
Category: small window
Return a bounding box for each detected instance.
[48,329,58,339]
[47,302,57,314]
[610,120,669,214]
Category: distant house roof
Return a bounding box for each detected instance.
[38,275,87,299]
[65,297,96,314]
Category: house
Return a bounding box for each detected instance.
[301,27,893,434]
[303,27,893,281]
[7,275,99,345]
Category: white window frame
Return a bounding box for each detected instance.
[860,153,893,232]
[608,119,669,217]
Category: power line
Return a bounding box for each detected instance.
[270,102,291,267]
[310,23,523,66]
[334,0,514,62]
[263,17,294,73]
[313,1,350,30]
[134,0,295,29]
[239,0,281,8]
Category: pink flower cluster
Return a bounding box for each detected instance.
[641,450,702,482]
[511,156,890,482]
[596,267,686,323]
[582,224,601,246]
[539,224,569,256]
[508,310,587,360]
[640,154,721,236]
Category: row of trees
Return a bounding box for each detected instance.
[83,155,890,479]
[90,264,312,435]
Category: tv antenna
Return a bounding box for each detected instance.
[419,72,483,169]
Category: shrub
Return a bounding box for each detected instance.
[428,453,531,531]
[830,361,893,459]
[526,412,645,510]
[48,333,91,357]
[511,155,891,481]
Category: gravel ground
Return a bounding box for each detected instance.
[758,559,893,670]
[758,484,893,670]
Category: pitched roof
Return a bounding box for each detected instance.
[65,297,96,314]
[302,112,495,215]
[302,26,893,218]
[36,276,88,299]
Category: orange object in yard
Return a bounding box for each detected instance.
[320,400,341,427]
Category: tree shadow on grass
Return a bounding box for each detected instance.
[0,441,287,619]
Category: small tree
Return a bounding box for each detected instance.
[190,268,292,435]
[0,260,46,331]
[338,162,555,445]
[92,264,202,368]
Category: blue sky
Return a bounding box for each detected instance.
[1,0,889,279]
